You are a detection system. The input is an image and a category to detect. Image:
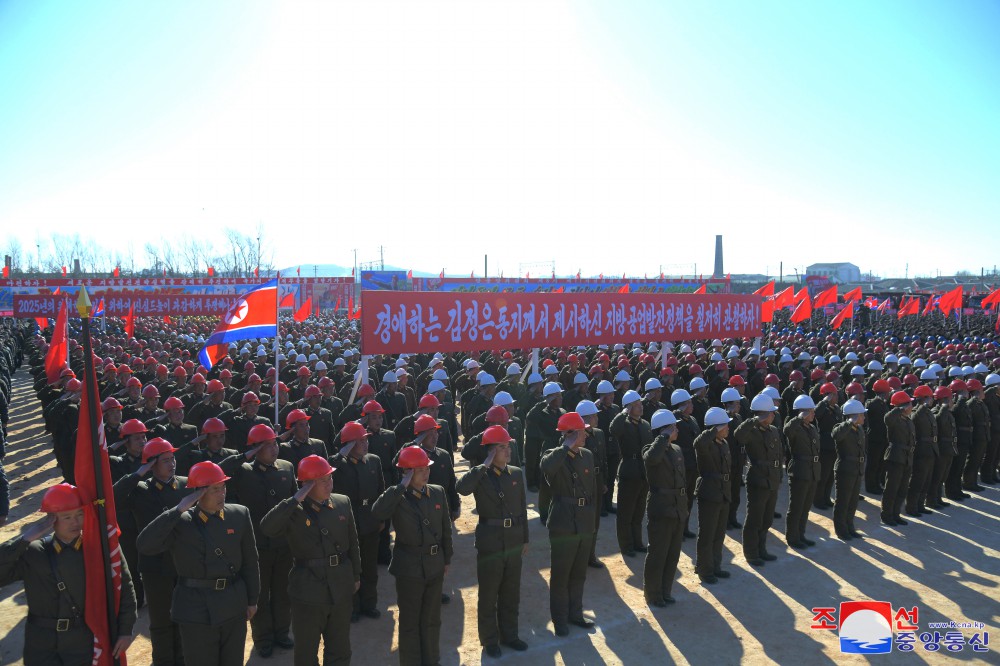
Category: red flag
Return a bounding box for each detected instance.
[297,266,301,277]
[2,265,8,279]
[352,305,362,320]
[812,285,838,309]
[124,301,135,340]
[938,286,963,316]
[61,266,67,276]
[163,315,172,325]
[294,297,312,322]
[659,272,664,279]
[922,296,938,316]
[254,266,260,278]
[981,288,1000,310]
[207,266,214,277]
[553,286,565,293]
[617,284,630,294]
[830,302,854,329]
[44,300,69,384]
[693,284,707,295]
[279,293,294,308]
[577,270,581,279]
[599,273,603,280]
[74,360,125,666]
[773,286,795,309]
[53,287,60,295]
[897,297,920,319]
[790,297,812,324]
[35,316,48,330]
[753,281,776,297]
[439,270,444,279]
[623,272,627,280]
[351,267,355,277]
[877,297,891,313]
[113,266,120,278]
[842,286,862,302]
[348,296,354,314]
[335,297,341,311]
[761,297,775,323]
[407,269,413,279]
[794,287,809,304]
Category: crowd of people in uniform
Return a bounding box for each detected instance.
[0,307,998,665]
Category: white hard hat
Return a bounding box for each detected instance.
[898,356,912,365]
[296,354,307,363]
[544,365,559,376]
[763,349,776,358]
[622,390,642,407]
[797,352,811,361]
[650,409,677,430]
[711,339,723,347]
[813,356,826,365]
[543,382,562,398]
[644,378,663,391]
[309,353,319,362]
[885,354,899,364]
[913,358,927,369]
[985,373,1000,387]
[844,352,859,361]
[333,358,346,367]
[779,354,793,364]
[850,366,866,376]
[721,387,741,403]
[842,400,867,416]
[493,391,515,406]
[315,361,327,371]
[710,352,723,362]
[614,370,632,383]
[575,400,598,417]
[829,354,841,363]
[477,371,496,386]
[974,363,989,374]
[750,393,778,412]
[596,380,615,395]
[761,386,780,401]
[382,371,398,383]
[793,394,816,410]
[574,372,589,385]
[528,372,544,384]
[919,369,937,380]
[689,377,707,391]
[427,379,445,393]
[867,360,883,371]
[670,388,692,406]
[432,369,448,380]
[507,363,522,376]
[705,407,732,426]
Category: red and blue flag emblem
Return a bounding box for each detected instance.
[198,280,278,370]
[93,298,105,317]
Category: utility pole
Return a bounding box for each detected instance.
[484,255,488,279]
[379,245,384,270]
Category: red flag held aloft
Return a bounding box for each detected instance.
[352,305,362,320]
[813,285,838,309]
[297,266,301,277]
[938,286,963,316]
[164,315,172,325]
[279,293,294,308]
[254,266,260,278]
[439,269,444,279]
[294,297,312,322]
[753,281,776,297]
[124,301,135,340]
[790,297,812,324]
[335,297,341,310]
[44,300,69,384]
[407,269,413,279]
[61,266,67,276]
[693,284,707,295]
[207,266,214,277]
[773,286,795,309]
[981,288,1000,310]
[794,287,809,304]
[617,284,630,294]
[842,286,862,302]
[830,302,854,329]
[348,296,354,314]
[761,297,775,323]
[898,296,920,318]
[2,266,8,279]
[922,296,938,316]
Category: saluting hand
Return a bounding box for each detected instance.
[484,447,497,468]
[177,488,206,512]
[137,460,156,477]
[22,515,56,542]
[294,480,315,503]
[278,430,293,442]
[245,444,264,460]
[399,469,414,489]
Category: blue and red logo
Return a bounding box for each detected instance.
[839,601,893,654]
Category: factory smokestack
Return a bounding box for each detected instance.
[713,235,724,278]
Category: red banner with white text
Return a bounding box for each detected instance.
[362,291,761,354]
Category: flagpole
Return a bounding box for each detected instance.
[77,288,121,666]
[275,271,281,429]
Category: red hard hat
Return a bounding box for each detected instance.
[296,366,311,377]
[339,421,369,443]
[890,391,912,406]
[247,423,277,445]
[362,400,384,415]
[357,384,375,398]
[483,425,514,446]
[299,385,319,399]
[118,366,132,375]
[120,419,148,437]
[887,377,902,390]
[183,360,195,372]
[715,361,728,372]
[810,368,825,381]
[276,382,290,393]
[486,405,509,424]
[913,385,934,399]
[418,394,441,409]
[825,371,840,381]
[950,379,967,393]
[764,374,780,386]
[660,366,675,377]
[318,377,334,388]
[164,396,185,411]
[297,455,334,481]
[65,379,82,392]
[142,438,178,463]
[734,360,748,372]
[934,386,953,400]
[202,417,228,434]
[689,363,703,374]
[156,364,169,376]
[789,370,804,382]
[755,361,768,370]
[142,385,159,398]
[126,377,142,389]
[286,409,311,427]
[241,392,260,405]
[397,446,433,469]
[206,379,225,393]
[845,382,865,396]
[966,379,983,392]
[40,483,84,514]
[414,414,441,435]
[556,412,586,432]
[102,397,123,411]
[186,462,230,489]
[902,373,919,387]
[819,382,837,395]
[219,369,233,379]
[173,366,187,378]
[190,373,207,385]
[728,375,746,387]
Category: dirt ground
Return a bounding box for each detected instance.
[1,366,997,665]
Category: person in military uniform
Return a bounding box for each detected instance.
[217,424,297,658]
[456,426,529,658]
[595,381,621,516]
[215,391,274,453]
[296,385,337,455]
[642,409,688,606]
[114,438,192,665]
[48,379,81,483]
[784,395,821,548]
[881,391,916,526]
[963,379,990,491]
[355,399,398,565]
[736,393,783,565]
[184,379,233,427]
[330,421,386,622]
[832,400,867,541]
[929,386,957,509]
[148,395,200,454]
[137,461,261,666]
[260,455,361,666]
[575,400,608,568]
[864,380,892,494]
[461,405,512,467]
[278,408,328,471]
[812,383,842,510]
[372,446,453,666]
[0,483,138,665]
[540,412,598,637]
[670,388,700,538]
[176,417,238,476]
[102,396,125,448]
[693,407,733,584]
[609,390,650,557]
[946,380,972,501]
[906,385,938,517]
[524,382,563,494]
[721,387,745,530]
[375,372,408,429]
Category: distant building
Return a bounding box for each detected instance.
[806,262,861,284]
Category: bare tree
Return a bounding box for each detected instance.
[3,237,23,272]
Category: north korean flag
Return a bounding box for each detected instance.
[93,298,105,317]
[198,279,278,370]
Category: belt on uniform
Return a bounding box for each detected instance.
[294,555,342,568]
[701,472,731,481]
[649,486,686,496]
[396,543,442,556]
[178,576,237,590]
[480,516,524,528]
[958,427,973,432]
[625,454,641,460]
[841,456,866,463]
[795,455,820,463]
[555,496,591,507]
[752,459,782,468]
[27,614,81,632]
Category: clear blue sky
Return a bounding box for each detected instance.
[1,1,997,279]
